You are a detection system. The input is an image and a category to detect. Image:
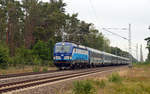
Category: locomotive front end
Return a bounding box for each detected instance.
[53,42,73,69]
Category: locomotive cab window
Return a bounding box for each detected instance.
[55,45,71,53]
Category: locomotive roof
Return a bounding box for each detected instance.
[56,42,77,46]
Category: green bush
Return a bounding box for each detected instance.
[73,80,96,94]
[48,61,54,67]
[32,56,42,65]
[108,73,122,83]
[32,66,40,72]
[42,67,48,72]
[9,47,34,67]
[33,40,51,61]
[95,80,106,88]
[8,45,54,67]
[133,62,150,68]
[0,43,9,69]
[9,55,25,67]
[16,47,33,65]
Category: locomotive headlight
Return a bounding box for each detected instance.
[64,56,69,59]
[53,56,56,59]
[56,56,61,59]
[69,56,72,59]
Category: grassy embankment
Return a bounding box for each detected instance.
[65,62,150,94]
[0,66,57,75]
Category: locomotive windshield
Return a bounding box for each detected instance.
[55,45,71,53]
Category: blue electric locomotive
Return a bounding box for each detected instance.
[53,42,89,69]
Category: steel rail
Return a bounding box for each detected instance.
[0,70,60,79]
[0,66,125,93]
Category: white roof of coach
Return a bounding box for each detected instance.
[78,45,87,49]
[87,47,102,54]
[117,55,129,60]
[102,51,114,56]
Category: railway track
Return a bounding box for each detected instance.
[0,70,59,79]
[0,66,126,94]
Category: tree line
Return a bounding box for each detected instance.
[0,0,132,69]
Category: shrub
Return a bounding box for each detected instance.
[42,67,48,72]
[73,80,96,94]
[0,62,8,69]
[134,62,150,66]
[97,80,106,88]
[16,47,33,65]
[48,61,55,67]
[9,47,34,67]
[32,56,42,65]
[10,55,25,67]
[0,43,9,69]
[32,66,40,72]
[108,72,122,83]
[2,71,6,75]
[32,40,51,60]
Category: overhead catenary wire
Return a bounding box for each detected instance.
[88,0,129,40]
[102,28,128,40]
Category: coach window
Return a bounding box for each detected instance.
[73,48,76,53]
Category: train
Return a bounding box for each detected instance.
[53,42,130,69]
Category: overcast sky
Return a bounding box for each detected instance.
[44,0,149,60]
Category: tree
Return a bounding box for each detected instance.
[0,5,7,41]
[29,0,67,43]
[145,37,150,61]
[22,0,41,48]
[0,0,23,56]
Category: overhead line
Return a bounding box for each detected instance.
[88,0,129,41]
[102,28,128,40]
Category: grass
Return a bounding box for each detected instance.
[0,66,57,75]
[104,63,150,94]
[73,80,96,94]
[95,80,106,89]
[108,72,122,83]
[66,62,150,94]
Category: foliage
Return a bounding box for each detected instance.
[18,47,33,63]
[86,79,106,89]
[73,80,96,94]
[42,67,48,72]
[32,66,41,72]
[133,62,150,68]
[33,40,50,60]
[108,72,122,83]
[0,42,9,69]
[96,80,106,89]
[13,47,33,65]
[73,81,95,94]
[47,61,55,67]
[145,37,150,61]
[72,79,107,94]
